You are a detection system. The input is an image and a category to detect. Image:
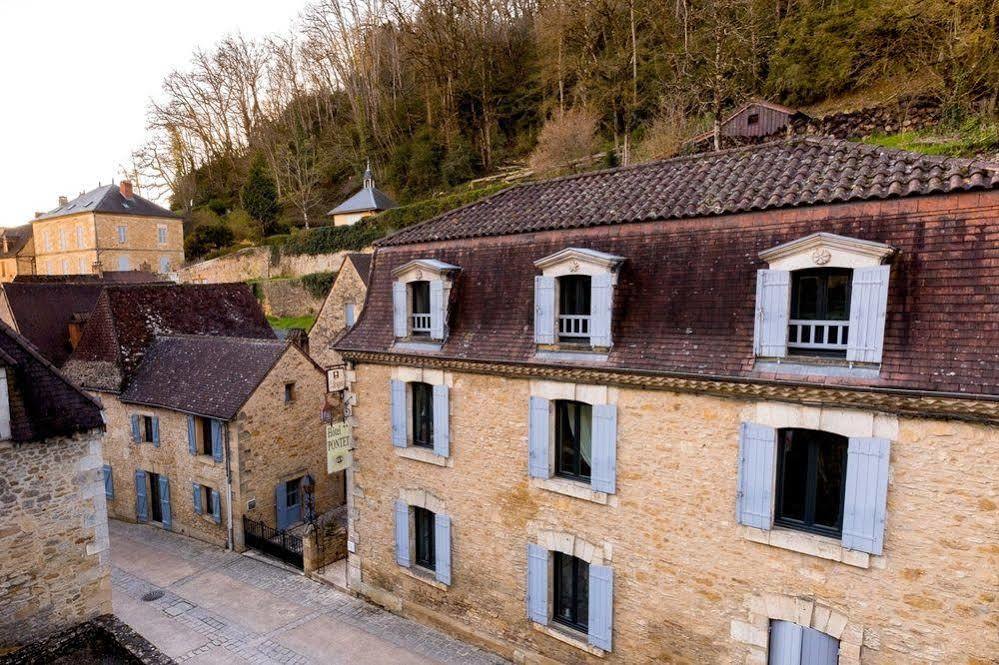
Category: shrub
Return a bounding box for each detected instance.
[301,271,338,300]
[226,208,264,244]
[634,108,693,162]
[185,223,235,259]
[529,107,601,176]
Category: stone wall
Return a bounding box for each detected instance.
[345,363,998,664]
[791,96,942,139]
[309,259,369,368]
[255,278,325,318]
[0,432,112,649]
[303,506,349,574]
[177,245,351,284]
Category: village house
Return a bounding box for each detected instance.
[327,164,397,227]
[62,283,343,556]
[0,320,109,649]
[0,224,35,281]
[333,138,998,664]
[309,252,372,370]
[29,180,184,276]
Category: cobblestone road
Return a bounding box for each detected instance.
[110,520,507,665]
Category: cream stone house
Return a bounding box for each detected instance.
[31,181,183,276]
[0,224,35,281]
[327,164,397,226]
[309,252,372,370]
[333,138,999,664]
[0,320,109,649]
[63,283,343,558]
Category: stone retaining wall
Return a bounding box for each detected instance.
[255,278,326,318]
[178,246,350,284]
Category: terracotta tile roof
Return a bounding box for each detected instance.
[13,271,168,284]
[0,320,103,442]
[120,335,292,420]
[64,283,275,393]
[380,138,999,247]
[0,282,107,366]
[0,224,33,258]
[338,191,999,396]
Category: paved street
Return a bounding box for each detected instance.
[110,520,506,665]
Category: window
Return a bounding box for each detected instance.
[76,225,85,248]
[118,256,130,271]
[788,268,852,356]
[286,478,300,514]
[769,621,839,665]
[44,230,52,252]
[142,416,154,442]
[117,225,127,243]
[552,552,589,633]
[78,257,87,274]
[747,112,760,126]
[200,417,214,455]
[344,302,356,328]
[58,228,67,251]
[157,225,168,244]
[554,400,592,482]
[413,506,436,570]
[61,259,69,275]
[775,429,848,538]
[557,275,592,343]
[410,281,431,335]
[159,257,170,274]
[410,382,434,449]
[284,382,296,403]
[131,414,158,444]
[193,483,221,524]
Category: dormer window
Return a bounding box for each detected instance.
[755,233,893,365]
[391,259,460,345]
[534,248,625,352]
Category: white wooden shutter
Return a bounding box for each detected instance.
[842,436,891,555]
[847,265,890,363]
[590,272,613,348]
[736,422,777,530]
[434,513,452,585]
[801,625,840,665]
[159,476,171,530]
[526,543,548,623]
[390,380,407,447]
[528,397,550,478]
[134,470,147,522]
[211,489,222,524]
[392,282,407,338]
[0,371,11,440]
[534,276,555,344]
[395,500,411,567]
[769,620,803,665]
[432,384,450,457]
[591,404,617,494]
[588,564,614,651]
[754,269,790,357]
[429,279,445,340]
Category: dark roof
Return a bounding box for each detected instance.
[64,283,276,392]
[32,184,177,222]
[13,271,168,285]
[0,320,103,442]
[380,138,999,247]
[1,282,107,366]
[328,186,397,216]
[345,253,373,286]
[338,190,999,396]
[0,224,33,258]
[120,335,293,420]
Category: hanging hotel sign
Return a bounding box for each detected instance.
[326,422,352,474]
[327,365,347,392]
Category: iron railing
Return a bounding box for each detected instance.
[558,314,591,338]
[788,319,849,352]
[243,516,303,569]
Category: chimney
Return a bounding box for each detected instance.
[34,212,43,219]
[119,180,134,200]
[58,195,68,206]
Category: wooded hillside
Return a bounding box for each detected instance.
[127,0,998,258]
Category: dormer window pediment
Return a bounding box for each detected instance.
[759,232,894,271]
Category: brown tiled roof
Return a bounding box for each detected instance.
[64,283,275,392]
[120,336,294,420]
[345,253,373,287]
[338,191,999,396]
[0,321,103,442]
[380,138,999,247]
[13,271,168,284]
[0,282,107,366]
[0,224,33,258]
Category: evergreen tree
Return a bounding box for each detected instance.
[241,153,280,234]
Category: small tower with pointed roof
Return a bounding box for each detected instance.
[327,160,397,227]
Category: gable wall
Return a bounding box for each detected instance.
[310,259,368,369]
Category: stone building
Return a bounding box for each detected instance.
[310,252,372,369]
[0,320,109,649]
[333,138,999,664]
[30,181,183,276]
[327,164,397,227]
[0,224,35,281]
[62,283,343,552]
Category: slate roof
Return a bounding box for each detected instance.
[328,186,397,216]
[338,187,999,397]
[380,138,999,246]
[0,224,33,258]
[345,253,373,287]
[120,335,292,420]
[0,320,103,442]
[64,283,275,392]
[0,282,107,366]
[32,184,177,222]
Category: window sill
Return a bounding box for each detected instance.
[400,564,449,590]
[392,339,443,353]
[740,525,877,569]
[752,359,880,380]
[195,455,219,466]
[530,477,617,506]
[531,622,605,657]
[395,446,452,467]
[534,348,609,363]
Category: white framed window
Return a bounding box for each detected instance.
[76,224,85,248]
[157,224,168,245]
[344,302,356,328]
[391,259,460,343]
[533,248,624,350]
[389,367,450,463]
[394,489,451,587]
[755,232,893,364]
[159,256,170,274]
[58,228,67,251]
[117,225,127,244]
[117,256,130,271]
[61,258,69,275]
[44,230,52,252]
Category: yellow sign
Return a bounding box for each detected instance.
[326,422,352,474]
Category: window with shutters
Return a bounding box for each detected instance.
[410,382,434,449]
[390,370,451,463]
[555,400,592,482]
[391,259,459,345]
[199,417,213,455]
[533,248,624,352]
[394,492,452,587]
[553,552,589,633]
[132,414,157,443]
[409,281,431,336]
[775,429,848,538]
[157,225,168,245]
[788,268,852,356]
[413,506,436,571]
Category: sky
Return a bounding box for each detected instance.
[0,0,309,227]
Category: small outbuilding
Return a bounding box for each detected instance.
[327,163,397,227]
